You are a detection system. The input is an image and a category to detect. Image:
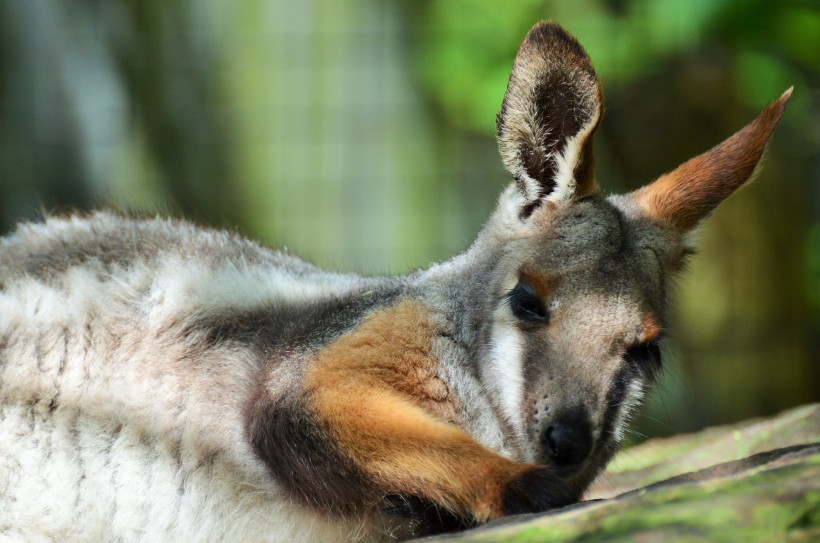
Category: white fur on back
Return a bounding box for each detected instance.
[146,256,359,322]
[0,214,378,543]
[0,403,362,543]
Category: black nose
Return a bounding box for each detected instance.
[541,413,593,467]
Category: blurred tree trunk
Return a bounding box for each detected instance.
[0,1,92,230]
[0,0,243,232]
[101,0,242,228]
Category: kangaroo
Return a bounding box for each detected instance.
[0,21,789,543]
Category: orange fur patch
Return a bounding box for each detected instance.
[304,299,533,520]
[641,316,663,343]
[521,268,555,301]
[308,299,456,421]
[632,89,791,232]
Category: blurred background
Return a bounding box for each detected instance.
[0,0,817,441]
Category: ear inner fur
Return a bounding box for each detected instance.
[496,21,603,208]
[630,88,792,231]
[302,299,569,521]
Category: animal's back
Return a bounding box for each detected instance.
[0,212,385,542]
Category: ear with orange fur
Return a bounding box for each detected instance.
[630,88,792,232]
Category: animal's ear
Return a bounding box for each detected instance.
[496,21,602,217]
[628,88,792,232]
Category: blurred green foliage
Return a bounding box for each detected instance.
[414,0,817,133]
[0,0,816,439]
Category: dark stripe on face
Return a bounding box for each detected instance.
[599,363,637,447]
[624,340,663,382]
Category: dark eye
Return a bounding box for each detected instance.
[508,281,549,324]
[624,340,662,373]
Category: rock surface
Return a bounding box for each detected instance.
[417,403,819,542]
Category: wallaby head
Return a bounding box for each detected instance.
[451,21,791,493]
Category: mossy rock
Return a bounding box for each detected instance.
[418,404,820,542]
